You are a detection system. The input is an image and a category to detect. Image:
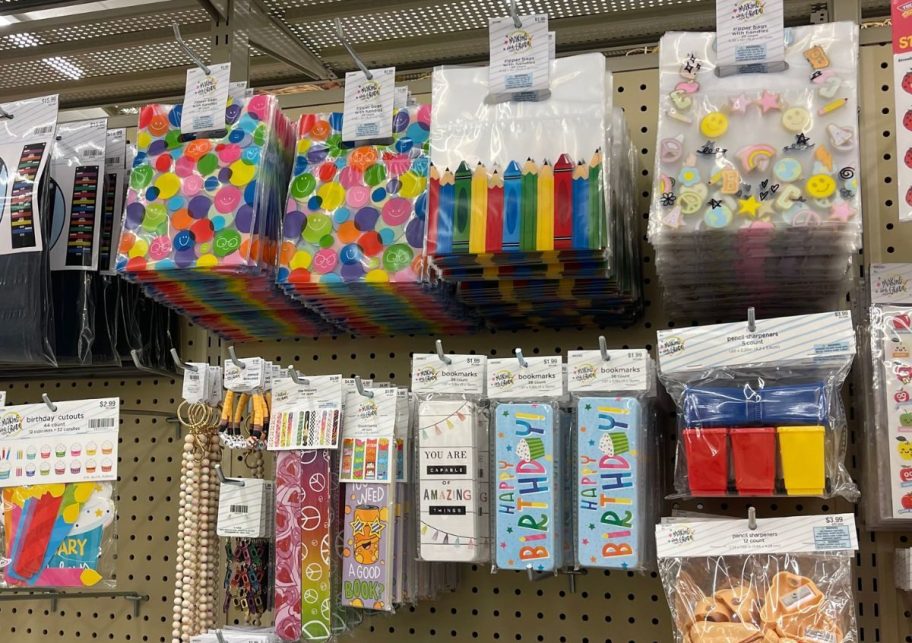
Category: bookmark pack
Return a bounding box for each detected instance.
[488,355,564,573]
[411,353,488,562]
[568,349,656,571]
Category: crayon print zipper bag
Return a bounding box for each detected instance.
[277,106,430,285]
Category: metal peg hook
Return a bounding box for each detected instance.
[354,375,374,398]
[130,349,171,376]
[747,307,756,333]
[226,346,245,369]
[169,348,197,374]
[748,506,757,531]
[507,0,522,28]
[287,365,309,386]
[215,630,227,643]
[598,336,610,361]
[514,347,529,368]
[435,339,452,365]
[334,17,373,80]
[172,22,210,75]
[216,464,244,487]
[41,394,57,412]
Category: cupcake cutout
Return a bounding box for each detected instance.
[86,441,97,456]
[69,460,82,475]
[85,458,97,474]
[70,442,82,457]
[55,443,66,458]
[0,462,10,480]
[26,445,37,460]
[54,460,66,475]
[101,441,113,455]
[40,444,51,459]
[39,462,50,476]
[100,457,113,473]
[25,464,35,477]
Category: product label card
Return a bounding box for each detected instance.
[715,0,785,73]
[411,354,486,395]
[268,375,343,450]
[341,482,395,611]
[0,94,58,256]
[181,62,230,134]
[0,397,119,487]
[576,397,641,569]
[494,402,559,572]
[488,14,550,95]
[342,67,396,143]
[217,478,274,538]
[893,0,912,221]
[657,311,855,373]
[487,356,563,399]
[878,306,912,518]
[223,357,265,392]
[872,264,912,304]
[394,389,410,483]
[104,128,126,170]
[568,350,650,392]
[181,363,210,404]
[207,366,223,406]
[655,513,858,558]
[98,166,124,275]
[228,80,248,104]
[417,399,485,561]
[340,388,397,483]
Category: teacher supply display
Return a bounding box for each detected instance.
[0,94,59,365]
[863,264,912,528]
[429,54,642,329]
[411,352,489,563]
[656,513,859,643]
[648,22,862,320]
[117,95,328,341]
[276,107,474,336]
[0,397,119,588]
[567,348,657,571]
[488,354,564,573]
[657,311,858,499]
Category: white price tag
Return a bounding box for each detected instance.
[217,478,274,538]
[394,86,410,109]
[488,14,550,96]
[228,80,247,104]
[181,62,230,134]
[567,350,650,392]
[208,366,222,406]
[487,355,563,398]
[181,363,210,404]
[342,67,396,142]
[715,0,785,74]
[223,357,265,392]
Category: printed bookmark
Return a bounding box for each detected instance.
[9,143,46,250]
[417,399,484,562]
[884,311,912,518]
[494,402,558,572]
[339,388,397,483]
[576,397,641,569]
[341,482,395,611]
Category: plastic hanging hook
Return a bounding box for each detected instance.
[747,306,757,333]
[748,506,757,530]
[436,339,452,365]
[515,347,529,368]
[287,365,309,386]
[334,17,373,80]
[172,22,210,75]
[41,394,57,412]
[598,336,610,361]
[226,346,245,370]
[507,0,523,28]
[354,375,374,398]
[169,348,197,374]
[216,464,244,487]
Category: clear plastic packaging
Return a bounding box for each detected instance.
[0,95,59,365]
[657,311,858,500]
[568,349,658,571]
[648,23,861,320]
[656,513,858,643]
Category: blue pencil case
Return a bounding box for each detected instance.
[682,383,828,427]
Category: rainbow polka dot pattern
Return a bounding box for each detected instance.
[276,107,475,335]
[116,96,329,341]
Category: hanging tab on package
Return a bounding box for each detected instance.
[715,0,786,76]
[337,17,395,143]
[175,23,230,134]
[488,1,550,102]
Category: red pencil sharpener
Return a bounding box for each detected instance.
[729,427,777,496]
[682,427,729,496]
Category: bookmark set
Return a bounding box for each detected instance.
[0,397,120,588]
[657,310,858,501]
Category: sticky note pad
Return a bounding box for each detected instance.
[576,397,641,569]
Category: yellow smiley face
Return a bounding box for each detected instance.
[699,111,729,139]
[781,107,812,133]
[805,174,836,199]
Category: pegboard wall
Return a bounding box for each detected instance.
[1,38,912,643]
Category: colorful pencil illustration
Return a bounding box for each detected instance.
[453,161,472,254]
[536,160,554,251]
[588,149,603,250]
[572,161,590,249]
[520,159,538,252]
[436,168,455,254]
[486,169,504,253]
[553,154,574,250]
[427,164,439,255]
[469,162,488,254]
[502,160,522,252]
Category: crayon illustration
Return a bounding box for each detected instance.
[571,161,590,249]
[535,160,554,251]
[469,163,488,254]
[436,168,455,255]
[486,169,504,253]
[502,160,522,251]
[553,154,574,249]
[520,159,538,252]
[453,161,472,253]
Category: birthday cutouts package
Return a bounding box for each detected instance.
[0,397,120,588]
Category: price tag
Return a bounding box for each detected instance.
[217,478,274,538]
[342,67,396,142]
[394,86,410,109]
[208,366,223,406]
[228,80,247,104]
[223,357,265,393]
[715,0,784,74]
[181,363,210,403]
[488,14,549,96]
[181,62,230,134]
